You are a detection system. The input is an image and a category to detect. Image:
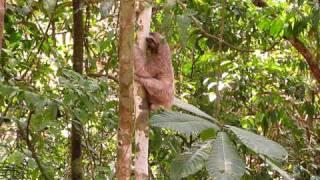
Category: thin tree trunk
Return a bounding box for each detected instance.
[134,3,152,180]
[116,0,135,179]
[72,0,84,179]
[0,0,5,55]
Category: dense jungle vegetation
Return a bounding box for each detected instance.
[0,0,320,179]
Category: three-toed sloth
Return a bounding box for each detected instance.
[134,32,174,110]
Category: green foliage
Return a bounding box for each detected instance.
[151,111,219,135]
[206,132,246,180]
[1,0,320,179]
[170,142,211,179]
[173,97,218,124]
[226,125,288,162]
[151,99,290,179]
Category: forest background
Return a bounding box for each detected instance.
[0,0,320,179]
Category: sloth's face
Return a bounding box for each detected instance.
[146,32,163,53]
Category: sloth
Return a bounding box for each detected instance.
[134,32,174,110]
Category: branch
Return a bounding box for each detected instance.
[285,37,320,82]
[251,0,320,84]
[16,112,51,180]
[198,28,254,52]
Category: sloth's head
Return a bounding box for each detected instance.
[146,32,165,53]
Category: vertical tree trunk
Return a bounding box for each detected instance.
[116,0,135,179]
[0,0,5,55]
[134,3,152,180]
[72,0,84,179]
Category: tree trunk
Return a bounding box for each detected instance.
[0,0,5,55]
[134,3,152,180]
[71,0,84,179]
[116,0,135,179]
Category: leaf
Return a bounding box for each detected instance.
[292,19,308,35]
[226,126,288,162]
[151,111,219,135]
[270,18,284,37]
[23,91,47,109]
[30,101,58,132]
[44,102,58,121]
[173,98,220,125]
[200,128,216,140]
[206,132,246,180]
[258,17,271,31]
[100,39,110,51]
[170,142,212,179]
[30,112,51,132]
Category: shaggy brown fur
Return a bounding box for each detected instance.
[134,32,174,110]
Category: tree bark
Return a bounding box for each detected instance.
[116,0,135,179]
[134,3,152,180]
[72,0,84,179]
[0,0,5,55]
[252,0,320,84]
[286,37,320,83]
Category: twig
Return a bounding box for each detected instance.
[16,112,51,180]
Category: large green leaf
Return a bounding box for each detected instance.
[151,111,219,135]
[206,132,246,180]
[170,142,212,179]
[173,98,221,126]
[226,126,288,162]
